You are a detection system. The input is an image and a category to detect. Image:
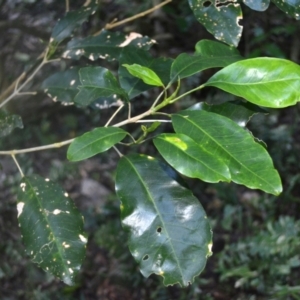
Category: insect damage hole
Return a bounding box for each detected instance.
[203,1,212,7]
[156,227,162,233]
[143,254,149,261]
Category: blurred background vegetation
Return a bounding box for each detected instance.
[0,0,300,299]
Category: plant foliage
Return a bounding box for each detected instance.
[0,0,299,289]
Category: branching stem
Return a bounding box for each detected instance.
[11,155,24,177]
[103,0,172,30]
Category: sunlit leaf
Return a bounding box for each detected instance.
[205,58,300,108]
[119,47,173,98]
[122,64,164,87]
[17,175,87,285]
[67,127,127,161]
[115,154,212,286]
[0,110,23,138]
[172,110,282,195]
[243,0,270,11]
[271,0,300,20]
[63,30,155,61]
[51,1,98,44]
[154,133,230,182]
[188,0,243,46]
[74,67,128,107]
[41,67,80,105]
[189,101,266,127]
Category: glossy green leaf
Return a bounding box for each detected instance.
[74,67,128,107]
[172,110,282,195]
[67,127,127,161]
[170,53,242,81]
[17,175,87,285]
[51,1,98,44]
[271,0,300,20]
[41,67,80,105]
[205,58,300,108]
[63,30,155,61]
[119,48,173,98]
[189,101,266,127]
[122,64,164,87]
[154,133,230,182]
[0,110,23,138]
[188,0,243,46]
[243,0,270,11]
[115,154,212,286]
[195,39,242,57]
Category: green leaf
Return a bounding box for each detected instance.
[189,101,266,127]
[63,30,155,61]
[67,127,127,161]
[243,0,270,11]
[154,133,230,182]
[195,39,242,57]
[115,154,212,286]
[41,67,80,105]
[74,67,128,107]
[0,110,23,138]
[205,58,300,108]
[271,0,300,20]
[17,175,87,285]
[119,48,173,98]
[188,0,243,46]
[122,64,164,87]
[51,1,98,44]
[172,110,282,195]
[170,53,242,81]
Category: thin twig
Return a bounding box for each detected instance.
[135,119,171,123]
[113,146,123,158]
[11,155,24,177]
[104,0,172,30]
[105,104,125,127]
[65,0,70,12]
[0,58,46,109]
[0,139,74,155]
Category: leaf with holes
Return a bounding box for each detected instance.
[205,58,300,108]
[154,133,230,183]
[115,154,212,286]
[51,1,98,44]
[122,64,164,87]
[172,110,282,195]
[41,67,80,105]
[243,0,270,11]
[188,101,266,127]
[74,67,128,107]
[119,47,173,98]
[271,0,300,20]
[17,175,87,285]
[188,0,243,46]
[63,30,155,62]
[67,127,127,161]
[0,110,23,138]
